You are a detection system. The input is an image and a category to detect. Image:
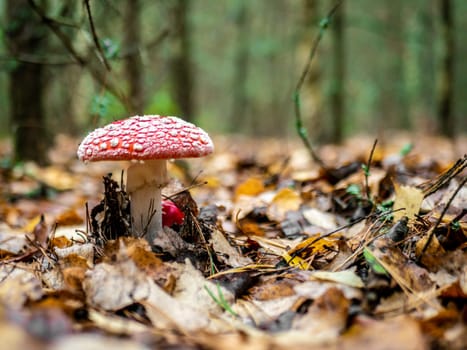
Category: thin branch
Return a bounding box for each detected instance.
[28,0,85,65]
[83,0,112,71]
[418,175,467,259]
[0,54,79,66]
[418,154,467,197]
[293,0,344,167]
[118,28,170,59]
[28,0,131,110]
[0,28,170,66]
[364,139,378,201]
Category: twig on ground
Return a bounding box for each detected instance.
[418,175,467,259]
[363,139,378,201]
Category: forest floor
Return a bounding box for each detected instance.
[0,133,466,350]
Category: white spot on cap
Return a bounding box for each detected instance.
[100,142,107,150]
[134,143,143,151]
[86,148,92,156]
[110,138,119,147]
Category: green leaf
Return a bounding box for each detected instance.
[346,184,362,198]
[399,143,413,157]
[101,38,120,59]
[204,283,238,318]
[363,248,388,276]
[361,163,370,177]
[89,92,126,122]
[319,17,330,29]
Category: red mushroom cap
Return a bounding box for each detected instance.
[77,115,214,162]
[162,200,185,227]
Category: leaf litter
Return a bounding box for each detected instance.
[0,135,466,349]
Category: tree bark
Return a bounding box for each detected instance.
[330,2,345,143]
[171,0,194,121]
[381,0,409,132]
[301,0,323,141]
[230,0,249,133]
[6,0,49,165]
[437,0,455,137]
[124,0,145,114]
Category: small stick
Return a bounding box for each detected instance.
[364,139,378,201]
[418,175,467,259]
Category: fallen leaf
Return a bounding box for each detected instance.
[235,177,265,198]
[210,229,253,267]
[83,258,150,311]
[310,269,364,288]
[267,188,301,222]
[302,207,338,230]
[0,265,43,307]
[393,183,424,221]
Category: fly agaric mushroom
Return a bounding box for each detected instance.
[77,115,213,245]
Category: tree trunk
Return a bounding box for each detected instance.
[229,0,249,133]
[6,0,49,165]
[170,0,194,121]
[301,0,323,141]
[437,0,455,137]
[380,0,409,132]
[330,2,345,143]
[124,0,145,114]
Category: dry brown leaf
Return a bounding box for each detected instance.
[0,265,43,307]
[393,183,424,221]
[55,209,84,226]
[248,278,295,301]
[340,315,427,350]
[83,258,150,311]
[0,320,39,350]
[210,229,253,267]
[302,207,338,230]
[50,332,148,350]
[29,164,78,191]
[291,287,349,335]
[267,188,301,222]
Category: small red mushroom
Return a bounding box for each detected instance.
[77,115,213,245]
[162,200,184,227]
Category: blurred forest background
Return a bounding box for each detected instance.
[0,0,465,165]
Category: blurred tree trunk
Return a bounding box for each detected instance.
[48,1,81,136]
[330,2,345,143]
[437,0,455,137]
[301,0,323,141]
[407,6,436,133]
[380,0,409,132]
[229,0,249,133]
[124,0,144,114]
[6,0,49,165]
[170,0,194,121]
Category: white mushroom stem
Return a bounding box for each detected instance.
[126,159,168,245]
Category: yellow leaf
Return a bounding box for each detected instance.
[282,252,309,270]
[283,234,339,270]
[234,177,265,198]
[393,183,424,221]
[267,187,301,221]
[271,188,301,211]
